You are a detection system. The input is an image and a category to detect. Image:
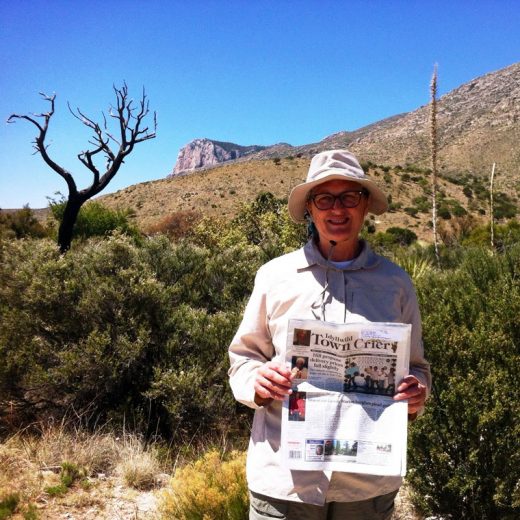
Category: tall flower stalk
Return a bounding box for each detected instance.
[430,65,440,266]
[490,162,496,250]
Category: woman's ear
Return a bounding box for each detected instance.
[305,209,318,241]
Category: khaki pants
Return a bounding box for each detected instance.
[249,490,398,520]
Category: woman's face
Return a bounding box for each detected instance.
[306,179,369,260]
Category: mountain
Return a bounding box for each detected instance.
[170,138,267,176]
[320,62,520,179]
[171,63,520,182]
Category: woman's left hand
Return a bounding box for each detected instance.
[393,375,427,416]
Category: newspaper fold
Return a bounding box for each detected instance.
[281,319,411,476]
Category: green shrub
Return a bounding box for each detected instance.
[0,234,259,440]
[393,247,434,282]
[404,206,419,217]
[367,227,417,252]
[463,186,473,198]
[388,202,402,212]
[493,193,517,219]
[437,205,452,219]
[0,207,47,239]
[408,246,520,519]
[385,227,418,246]
[192,192,306,262]
[0,494,19,520]
[412,196,430,213]
[49,198,139,240]
[23,504,38,520]
[462,220,520,251]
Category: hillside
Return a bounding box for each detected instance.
[100,156,504,242]
[171,62,520,185]
[252,62,520,184]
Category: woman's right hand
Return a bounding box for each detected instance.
[254,361,293,405]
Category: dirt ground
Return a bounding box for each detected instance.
[16,478,422,520]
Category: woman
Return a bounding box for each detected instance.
[229,150,431,519]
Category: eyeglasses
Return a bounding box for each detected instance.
[310,190,368,210]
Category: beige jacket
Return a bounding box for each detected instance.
[228,240,431,505]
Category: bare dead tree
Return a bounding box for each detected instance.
[489,162,496,250]
[7,84,156,252]
[429,65,440,266]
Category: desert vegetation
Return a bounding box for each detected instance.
[1,188,519,519]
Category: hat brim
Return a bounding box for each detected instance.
[288,174,388,223]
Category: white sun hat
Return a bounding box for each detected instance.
[288,150,388,222]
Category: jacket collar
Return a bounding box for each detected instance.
[296,238,381,271]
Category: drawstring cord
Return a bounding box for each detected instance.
[311,240,338,322]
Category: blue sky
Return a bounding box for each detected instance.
[1,0,519,208]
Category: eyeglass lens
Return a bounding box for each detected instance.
[313,191,364,210]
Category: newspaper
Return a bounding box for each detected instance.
[281,318,411,476]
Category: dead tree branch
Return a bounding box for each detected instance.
[8,84,156,252]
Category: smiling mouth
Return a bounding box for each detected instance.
[328,218,349,225]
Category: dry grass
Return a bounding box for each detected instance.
[0,425,425,519]
[115,438,162,491]
[0,423,166,519]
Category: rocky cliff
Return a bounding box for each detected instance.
[170,138,266,176]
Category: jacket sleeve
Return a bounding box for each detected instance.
[402,279,432,403]
[228,265,275,409]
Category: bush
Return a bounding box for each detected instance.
[0,207,47,239]
[0,235,256,440]
[412,196,430,213]
[367,227,417,252]
[161,450,248,520]
[437,206,452,219]
[49,198,139,240]
[408,246,520,519]
[493,193,517,219]
[0,493,19,520]
[192,192,306,262]
[146,210,202,241]
[386,227,418,246]
[404,207,419,218]
[388,202,402,212]
[462,220,520,251]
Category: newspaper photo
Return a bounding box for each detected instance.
[281,318,411,476]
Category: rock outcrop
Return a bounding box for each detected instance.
[170,138,266,176]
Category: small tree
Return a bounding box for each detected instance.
[8,84,156,252]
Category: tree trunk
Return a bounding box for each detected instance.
[57,196,84,253]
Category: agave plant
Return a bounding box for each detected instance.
[393,249,435,282]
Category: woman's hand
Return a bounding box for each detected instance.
[254,361,293,406]
[393,375,427,417]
